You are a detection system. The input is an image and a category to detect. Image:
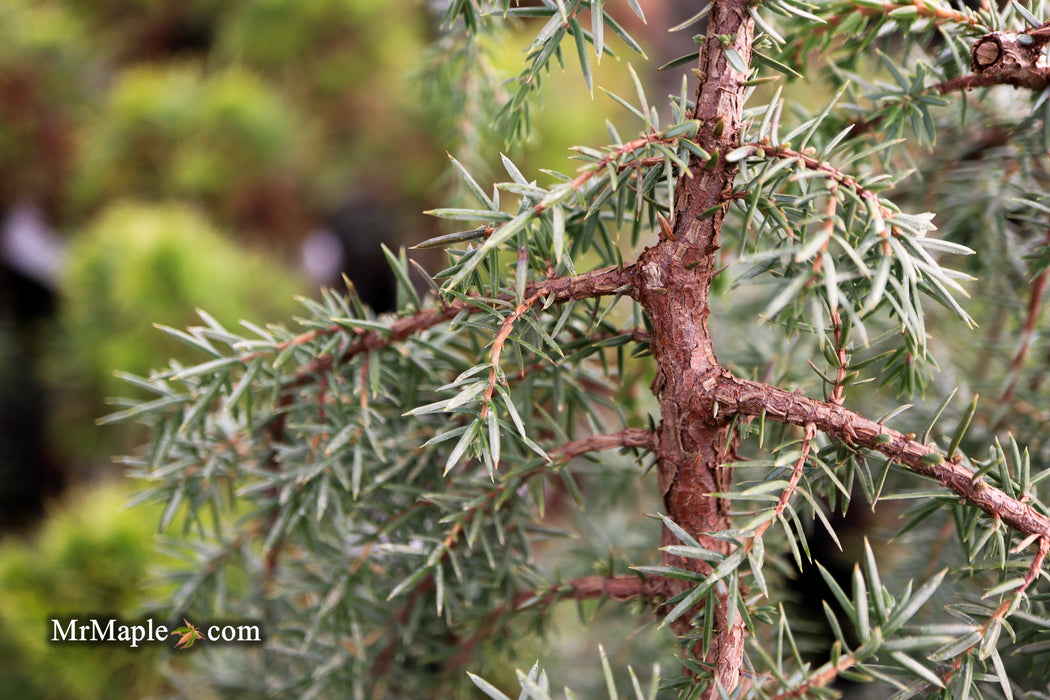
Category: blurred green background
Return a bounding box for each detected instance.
[0,1,700,696]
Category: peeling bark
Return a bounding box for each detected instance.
[636,0,755,693]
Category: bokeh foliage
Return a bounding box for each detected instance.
[60,203,300,398]
[0,485,165,700]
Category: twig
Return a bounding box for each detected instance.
[396,428,656,564]
[995,229,1050,429]
[769,651,859,699]
[814,0,985,39]
[379,428,656,672]
[448,574,659,669]
[252,265,637,391]
[718,426,817,694]
[481,291,544,418]
[739,143,880,205]
[564,135,692,201]
[234,266,636,372]
[932,535,1049,689]
[261,393,293,593]
[829,311,849,406]
[986,534,1048,625]
[506,327,650,384]
[765,493,1050,697]
[549,427,655,459]
[746,422,816,550]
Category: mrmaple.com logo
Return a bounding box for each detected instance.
[50,617,263,649]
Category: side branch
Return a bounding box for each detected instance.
[339,264,637,360]
[449,574,660,669]
[819,0,984,35]
[395,428,657,570]
[549,427,655,460]
[511,575,657,609]
[935,69,1050,94]
[937,23,1050,93]
[741,143,879,203]
[746,422,816,550]
[481,291,544,416]
[708,372,1050,538]
[996,228,1050,424]
[284,264,638,384]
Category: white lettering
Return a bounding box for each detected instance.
[236,624,262,642]
[91,618,115,641]
[207,624,262,642]
[49,617,259,646]
[51,619,78,641]
[129,625,146,648]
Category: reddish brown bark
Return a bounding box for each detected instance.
[635,0,755,693]
[272,17,1050,691]
[710,372,1050,539]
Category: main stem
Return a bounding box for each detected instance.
[637,0,754,693]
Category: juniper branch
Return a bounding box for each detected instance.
[449,574,660,670]
[709,372,1050,538]
[816,0,986,37]
[279,264,638,387]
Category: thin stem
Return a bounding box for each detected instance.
[769,651,859,699]
[829,310,849,406]
[932,535,1049,689]
[995,228,1050,428]
[481,291,544,418]
[742,143,881,204]
[392,428,656,565]
[815,0,986,38]
[549,427,655,459]
[746,422,816,549]
[448,574,659,669]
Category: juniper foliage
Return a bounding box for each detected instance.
[109,1,1050,697]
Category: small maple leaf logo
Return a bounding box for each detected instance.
[171,619,204,649]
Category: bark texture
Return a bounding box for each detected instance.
[711,373,1050,538]
[937,22,1050,92]
[636,0,755,693]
